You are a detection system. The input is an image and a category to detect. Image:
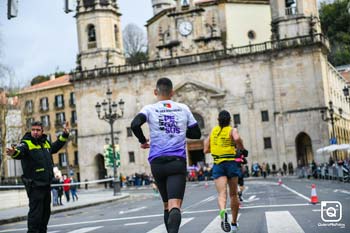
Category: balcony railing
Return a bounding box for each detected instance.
[71,34,329,82]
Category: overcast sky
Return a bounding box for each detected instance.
[0,0,153,87]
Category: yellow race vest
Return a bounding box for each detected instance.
[210,126,236,164]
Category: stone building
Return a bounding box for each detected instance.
[71,0,350,182]
[0,91,22,181]
[18,75,80,181]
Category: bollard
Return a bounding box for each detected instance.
[85,179,88,190]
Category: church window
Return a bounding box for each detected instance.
[127,127,133,137]
[129,151,135,163]
[247,30,256,41]
[233,114,241,126]
[264,137,272,149]
[261,110,269,122]
[87,24,97,49]
[114,25,119,48]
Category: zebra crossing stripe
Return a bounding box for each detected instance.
[265,211,305,233]
[201,213,241,233]
[66,226,103,233]
[146,217,194,233]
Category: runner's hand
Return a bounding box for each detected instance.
[141,139,150,149]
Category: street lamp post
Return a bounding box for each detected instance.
[320,101,343,159]
[95,89,124,196]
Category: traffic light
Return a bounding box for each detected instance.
[7,0,18,20]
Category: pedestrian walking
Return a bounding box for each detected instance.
[131,77,201,233]
[204,110,246,233]
[6,121,69,233]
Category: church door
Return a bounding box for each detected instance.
[295,132,313,167]
[96,154,107,179]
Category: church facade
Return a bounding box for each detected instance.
[71,0,350,182]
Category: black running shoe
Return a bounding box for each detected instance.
[220,211,231,232]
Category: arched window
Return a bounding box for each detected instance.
[87,24,97,49]
[114,25,119,48]
[193,113,205,129]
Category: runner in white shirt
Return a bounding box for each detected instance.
[131,77,201,233]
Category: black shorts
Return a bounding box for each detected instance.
[150,156,187,202]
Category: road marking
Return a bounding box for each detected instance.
[281,184,310,202]
[124,221,148,226]
[67,226,103,233]
[334,189,350,195]
[48,231,61,233]
[119,206,146,214]
[0,228,27,232]
[0,204,315,232]
[146,217,193,233]
[202,213,240,233]
[243,195,260,203]
[266,211,305,233]
[183,195,216,211]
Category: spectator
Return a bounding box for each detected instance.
[63,175,71,202]
[70,177,78,201]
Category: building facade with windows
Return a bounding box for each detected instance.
[70,0,350,182]
[18,75,80,181]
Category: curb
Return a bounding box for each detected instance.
[0,194,130,225]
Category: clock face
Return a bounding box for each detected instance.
[178,21,193,36]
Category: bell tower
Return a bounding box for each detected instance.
[151,0,175,15]
[270,0,321,40]
[76,0,125,71]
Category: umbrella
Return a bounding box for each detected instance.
[317,144,350,154]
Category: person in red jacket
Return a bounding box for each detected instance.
[63,175,71,202]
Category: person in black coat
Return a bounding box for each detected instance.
[6,121,69,233]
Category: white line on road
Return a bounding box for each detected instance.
[146,217,193,233]
[266,211,305,233]
[334,189,350,195]
[281,184,310,202]
[124,221,148,226]
[119,206,147,214]
[67,226,103,233]
[0,203,316,232]
[201,213,241,233]
[183,195,216,211]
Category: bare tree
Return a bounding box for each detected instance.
[123,23,148,65]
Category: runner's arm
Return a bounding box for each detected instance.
[131,113,147,144]
[231,128,244,149]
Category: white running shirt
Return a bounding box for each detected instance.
[139,100,197,162]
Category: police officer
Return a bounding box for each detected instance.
[6,121,70,233]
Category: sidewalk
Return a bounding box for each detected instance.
[0,189,130,225]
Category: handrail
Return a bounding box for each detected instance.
[71,34,329,82]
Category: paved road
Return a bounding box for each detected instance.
[0,177,349,233]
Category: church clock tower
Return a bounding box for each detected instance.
[76,0,125,71]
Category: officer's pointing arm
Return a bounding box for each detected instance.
[7,142,28,160]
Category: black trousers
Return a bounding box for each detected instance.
[27,186,51,233]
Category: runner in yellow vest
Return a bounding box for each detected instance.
[204,110,245,233]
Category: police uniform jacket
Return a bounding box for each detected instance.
[11,132,69,187]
